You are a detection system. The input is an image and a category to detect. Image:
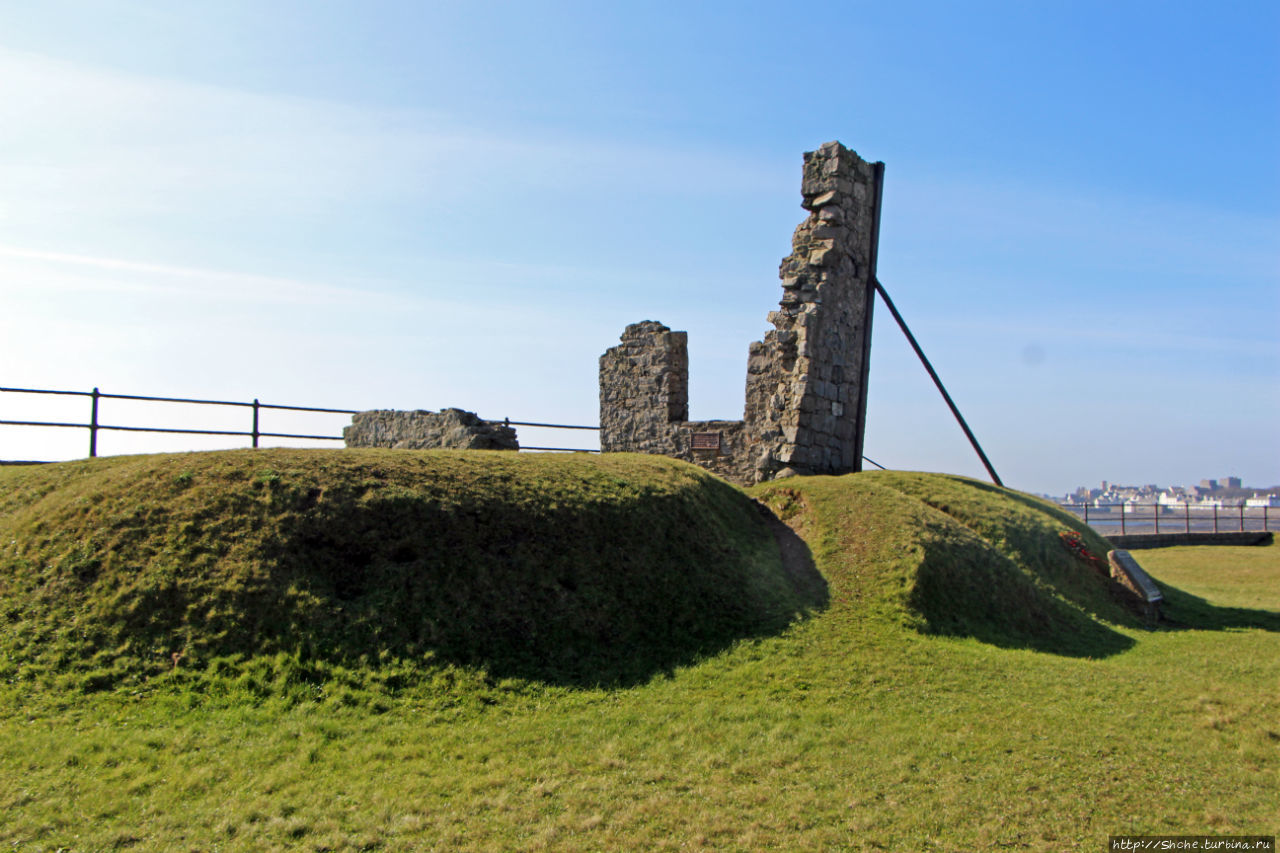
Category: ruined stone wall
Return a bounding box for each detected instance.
[344,408,519,450]
[745,141,882,479]
[599,323,756,483]
[598,321,689,454]
[669,420,754,484]
[598,141,884,486]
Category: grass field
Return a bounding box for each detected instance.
[0,452,1276,851]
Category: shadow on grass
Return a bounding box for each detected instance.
[868,474,1138,640]
[753,500,830,613]
[0,451,831,695]
[235,480,829,689]
[1156,584,1280,633]
[908,540,1137,659]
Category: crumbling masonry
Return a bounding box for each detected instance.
[600,141,884,485]
[344,408,518,451]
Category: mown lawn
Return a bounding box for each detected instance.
[0,461,1276,851]
[3,545,1275,851]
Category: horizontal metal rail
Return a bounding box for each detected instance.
[0,385,359,414]
[499,419,599,431]
[0,386,93,398]
[0,418,343,441]
[1,419,89,430]
[4,385,894,466]
[1,384,602,459]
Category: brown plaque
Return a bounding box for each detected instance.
[691,431,721,452]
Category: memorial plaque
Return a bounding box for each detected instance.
[691,431,721,452]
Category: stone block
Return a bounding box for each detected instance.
[1107,549,1163,625]
[811,190,838,208]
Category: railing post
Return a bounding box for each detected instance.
[1121,504,1126,535]
[89,387,100,457]
[1154,502,1159,534]
[252,399,260,448]
[1240,503,1245,532]
[1185,502,1190,533]
[1213,505,1218,534]
[1083,503,1089,525]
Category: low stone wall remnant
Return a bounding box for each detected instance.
[344,408,518,451]
[1106,531,1273,549]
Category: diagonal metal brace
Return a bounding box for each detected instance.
[873,278,1004,487]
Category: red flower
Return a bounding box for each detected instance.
[1059,530,1107,572]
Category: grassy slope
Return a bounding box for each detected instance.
[755,470,1137,656]
[0,449,821,693]
[0,456,1277,851]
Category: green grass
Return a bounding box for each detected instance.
[0,454,1276,851]
[0,449,819,694]
[754,471,1138,656]
[1138,544,1280,622]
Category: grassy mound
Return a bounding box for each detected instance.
[0,449,824,693]
[5,459,1279,850]
[752,470,1138,656]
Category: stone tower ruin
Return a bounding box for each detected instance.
[600,141,885,485]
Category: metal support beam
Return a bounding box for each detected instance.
[850,162,885,473]
[873,279,1004,487]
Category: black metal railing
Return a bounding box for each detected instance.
[1058,502,1276,534]
[491,418,600,453]
[0,385,600,461]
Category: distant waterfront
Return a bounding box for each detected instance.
[1058,504,1276,533]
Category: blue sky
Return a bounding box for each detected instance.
[1,0,1276,495]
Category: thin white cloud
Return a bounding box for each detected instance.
[0,242,714,322]
[0,244,394,307]
[0,48,462,221]
[0,47,783,231]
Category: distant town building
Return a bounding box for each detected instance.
[1062,477,1274,506]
